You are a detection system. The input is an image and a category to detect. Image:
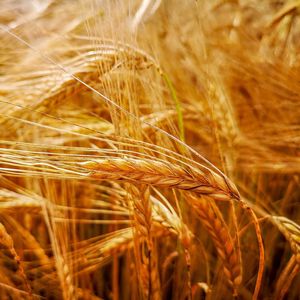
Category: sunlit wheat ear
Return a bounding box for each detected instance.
[151,196,191,239]
[272,216,300,263]
[187,194,242,295]
[1,40,160,136]
[0,223,32,298]
[80,158,240,201]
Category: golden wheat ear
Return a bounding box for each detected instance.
[187,194,242,295]
[80,157,240,201]
[272,216,300,263]
[0,222,32,298]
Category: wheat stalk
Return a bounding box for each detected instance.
[275,255,300,300]
[130,185,161,300]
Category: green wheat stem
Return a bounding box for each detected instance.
[161,72,185,143]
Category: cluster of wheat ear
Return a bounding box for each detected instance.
[0,0,299,299]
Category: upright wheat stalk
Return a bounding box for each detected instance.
[130,185,161,300]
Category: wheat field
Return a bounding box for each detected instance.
[0,0,299,299]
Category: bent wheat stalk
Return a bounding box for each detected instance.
[275,255,300,300]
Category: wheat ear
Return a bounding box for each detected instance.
[272,216,300,263]
[187,194,242,295]
[0,222,32,298]
[80,158,240,201]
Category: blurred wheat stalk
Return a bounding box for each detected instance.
[0,0,299,299]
